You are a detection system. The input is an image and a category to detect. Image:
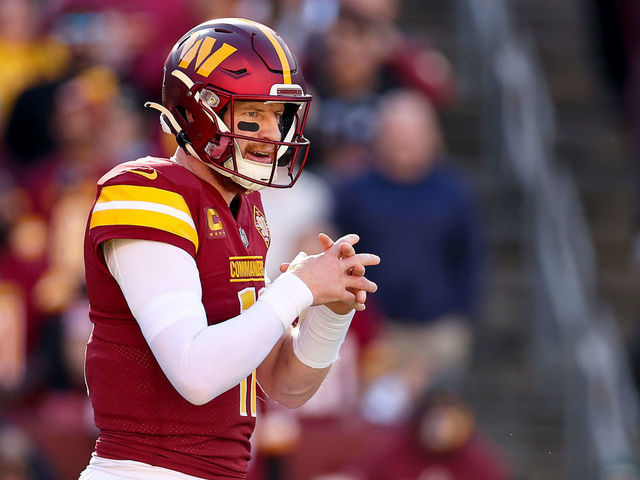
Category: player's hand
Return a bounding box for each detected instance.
[317,233,369,314]
[280,233,380,313]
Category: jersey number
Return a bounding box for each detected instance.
[237,287,263,417]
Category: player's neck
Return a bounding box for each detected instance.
[174,148,237,205]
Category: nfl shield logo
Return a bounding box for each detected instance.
[238,226,249,247]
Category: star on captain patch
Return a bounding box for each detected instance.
[253,206,270,248]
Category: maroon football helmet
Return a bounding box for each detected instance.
[146,18,312,189]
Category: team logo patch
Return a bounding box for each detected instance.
[253,206,270,248]
[205,207,226,239]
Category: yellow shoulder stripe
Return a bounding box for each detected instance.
[90,209,198,250]
[96,185,192,216]
[90,185,199,251]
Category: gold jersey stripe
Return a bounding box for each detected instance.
[96,185,192,217]
[250,370,257,416]
[90,208,199,251]
[241,19,291,84]
[239,377,248,416]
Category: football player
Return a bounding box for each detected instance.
[79,18,380,480]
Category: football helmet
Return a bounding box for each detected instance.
[146,18,312,190]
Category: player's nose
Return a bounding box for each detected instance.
[259,114,281,142]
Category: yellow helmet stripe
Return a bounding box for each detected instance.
[242,19,291,84]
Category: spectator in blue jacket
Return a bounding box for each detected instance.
[332,89,485,418]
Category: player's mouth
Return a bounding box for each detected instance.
[245,149,275,164]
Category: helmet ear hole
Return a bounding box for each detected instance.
[176,106,195,124]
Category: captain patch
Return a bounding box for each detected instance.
[205,207,226,239]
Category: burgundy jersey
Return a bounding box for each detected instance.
[83,157,271,479]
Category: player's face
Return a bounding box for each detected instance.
[224,101,284,164]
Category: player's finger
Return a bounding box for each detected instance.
[339,242,356,259]
[354,289,367,305]
[318,233,334,251]
[338,289,358,305]
[342,253,381,269]
[331,233,360,248]
[354,302,366,312]
[346,276,378,293]
[318,232,359,250]
[349,264,365,276]
[279,262,290,273]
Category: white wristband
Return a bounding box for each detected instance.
[293,305,355,369]
[258,272,314,332]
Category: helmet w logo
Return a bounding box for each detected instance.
[178,35,237,77]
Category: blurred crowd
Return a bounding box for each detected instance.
[0,0,512,479]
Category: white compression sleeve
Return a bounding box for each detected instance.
[103,238,313,405]
[293,305,355,369]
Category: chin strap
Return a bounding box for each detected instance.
[175,131,190,150]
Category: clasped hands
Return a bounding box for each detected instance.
[280,233,380,314]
